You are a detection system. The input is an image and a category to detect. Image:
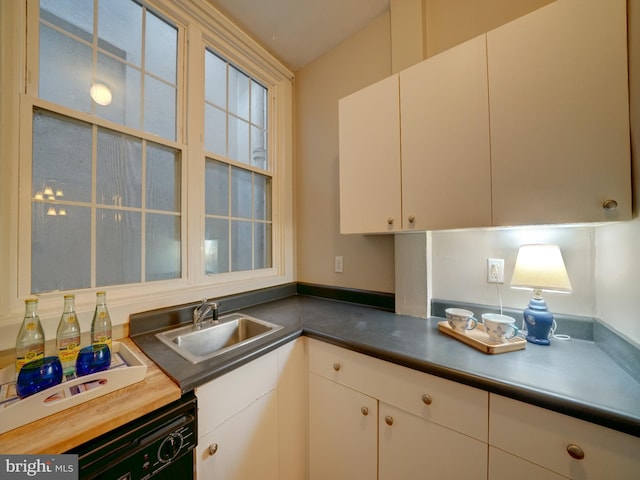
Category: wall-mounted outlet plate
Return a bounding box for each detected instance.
[487,258,504,283]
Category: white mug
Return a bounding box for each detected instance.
[445,308,478,333]
[482,313,519,342]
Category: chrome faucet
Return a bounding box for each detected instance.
[193,299,219,329]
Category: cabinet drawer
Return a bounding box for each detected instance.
[308,338,488,441]
[196,349,278,436]
[489,394,640,479]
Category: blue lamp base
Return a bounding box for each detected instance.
[523,296,554,346]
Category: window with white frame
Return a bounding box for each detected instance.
[203,50,272,275]
[30,0,181,294]
[24,0,282,297]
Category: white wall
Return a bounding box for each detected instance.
[430,226,596,317]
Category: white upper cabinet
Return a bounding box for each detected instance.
[487,0,631,225]
[400,34,492,230]
[338,0,630,233]
[339,75,402,234]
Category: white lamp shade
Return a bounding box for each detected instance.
[511,244,572,293]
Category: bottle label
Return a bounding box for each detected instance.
[58,341,80,363]
[16,350,45,373]
[25,322,38,331]
[93,334,112,348]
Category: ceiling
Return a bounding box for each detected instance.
[207,0,390,71]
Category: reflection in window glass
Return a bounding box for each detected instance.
[204,158,272,274]
[31,110,181,293]
[204,49,269,170]
[39,0,177,140]
[96,209,141,287]
[146,213,181,281]
[32,204,91,293]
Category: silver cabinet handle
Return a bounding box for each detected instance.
[387,218,394,225]
[208,443,218,456]
[408,215,415,223]
[332,362,341,372]
[603,199,618,211]
[384,416,393,426]
[421,394,432,405]
[361,406,369,416]
[566,444,585,460]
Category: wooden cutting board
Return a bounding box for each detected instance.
[438,321,526,354]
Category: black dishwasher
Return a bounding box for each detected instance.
[68,392,197,480]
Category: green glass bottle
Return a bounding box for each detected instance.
[15,298,45,379]
[91,291,112,352]
[56,294,81,377]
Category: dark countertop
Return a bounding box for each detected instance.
[131,294,640,438]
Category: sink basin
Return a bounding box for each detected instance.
[155,313,283,364]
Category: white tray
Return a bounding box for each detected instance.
[0,341,147,434]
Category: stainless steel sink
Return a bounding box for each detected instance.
[155,313,283,364]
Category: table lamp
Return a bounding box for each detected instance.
[510,244,572,345]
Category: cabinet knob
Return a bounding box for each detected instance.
[361,406,369,416]
[208,443,219,456]
[566,444,585,460]
[602,199,618,211]
[408,215,415,223]
[384,415,394,426]
[333,362,341,372]
[421,394,432,406]
[387,217,394,225]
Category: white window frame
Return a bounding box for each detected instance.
[0,0,293,345]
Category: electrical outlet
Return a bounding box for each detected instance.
[334,256,344,273]
[487,258,504,283]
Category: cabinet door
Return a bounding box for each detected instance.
[489,447,566,480]
[339,74,402,234]
[379,402,487,480]
[490,394,640,479]
[488,0,631,225]
[196,389,279,480]
[309,373,377,480]
[400,34,492,230]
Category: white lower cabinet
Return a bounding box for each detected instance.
[195,338,307,480]
[379,402,487,480]
[489,447,566,480]
[489,394,640,480]
[308,338,489,480]
[309,373,377,480]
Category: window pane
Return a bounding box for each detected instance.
[251,80,267,128]
[231,167,253,219]
[145,11,177,82]
[231,220,252,271]
[253,174,271,221]
[96,52,141,129]
[97,0,142,67]
[39,24,93,113]
[97,129,143,208]
[33,111,92,203]
[228,116,250,164]
[254,222,272,269]
[229,66,250,120]
[205,218,229,274]
[146,213,181,281]
[205,160,229,216]
[147,143,180,212]
[96,209,141,287]
[205,51,227,107]
[204,105,227,156]
[251,125,267,169]
[144,75,176,140]
[41,0,93,39]
[32,204,91,293]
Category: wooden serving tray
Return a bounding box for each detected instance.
[438,321,526,354]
